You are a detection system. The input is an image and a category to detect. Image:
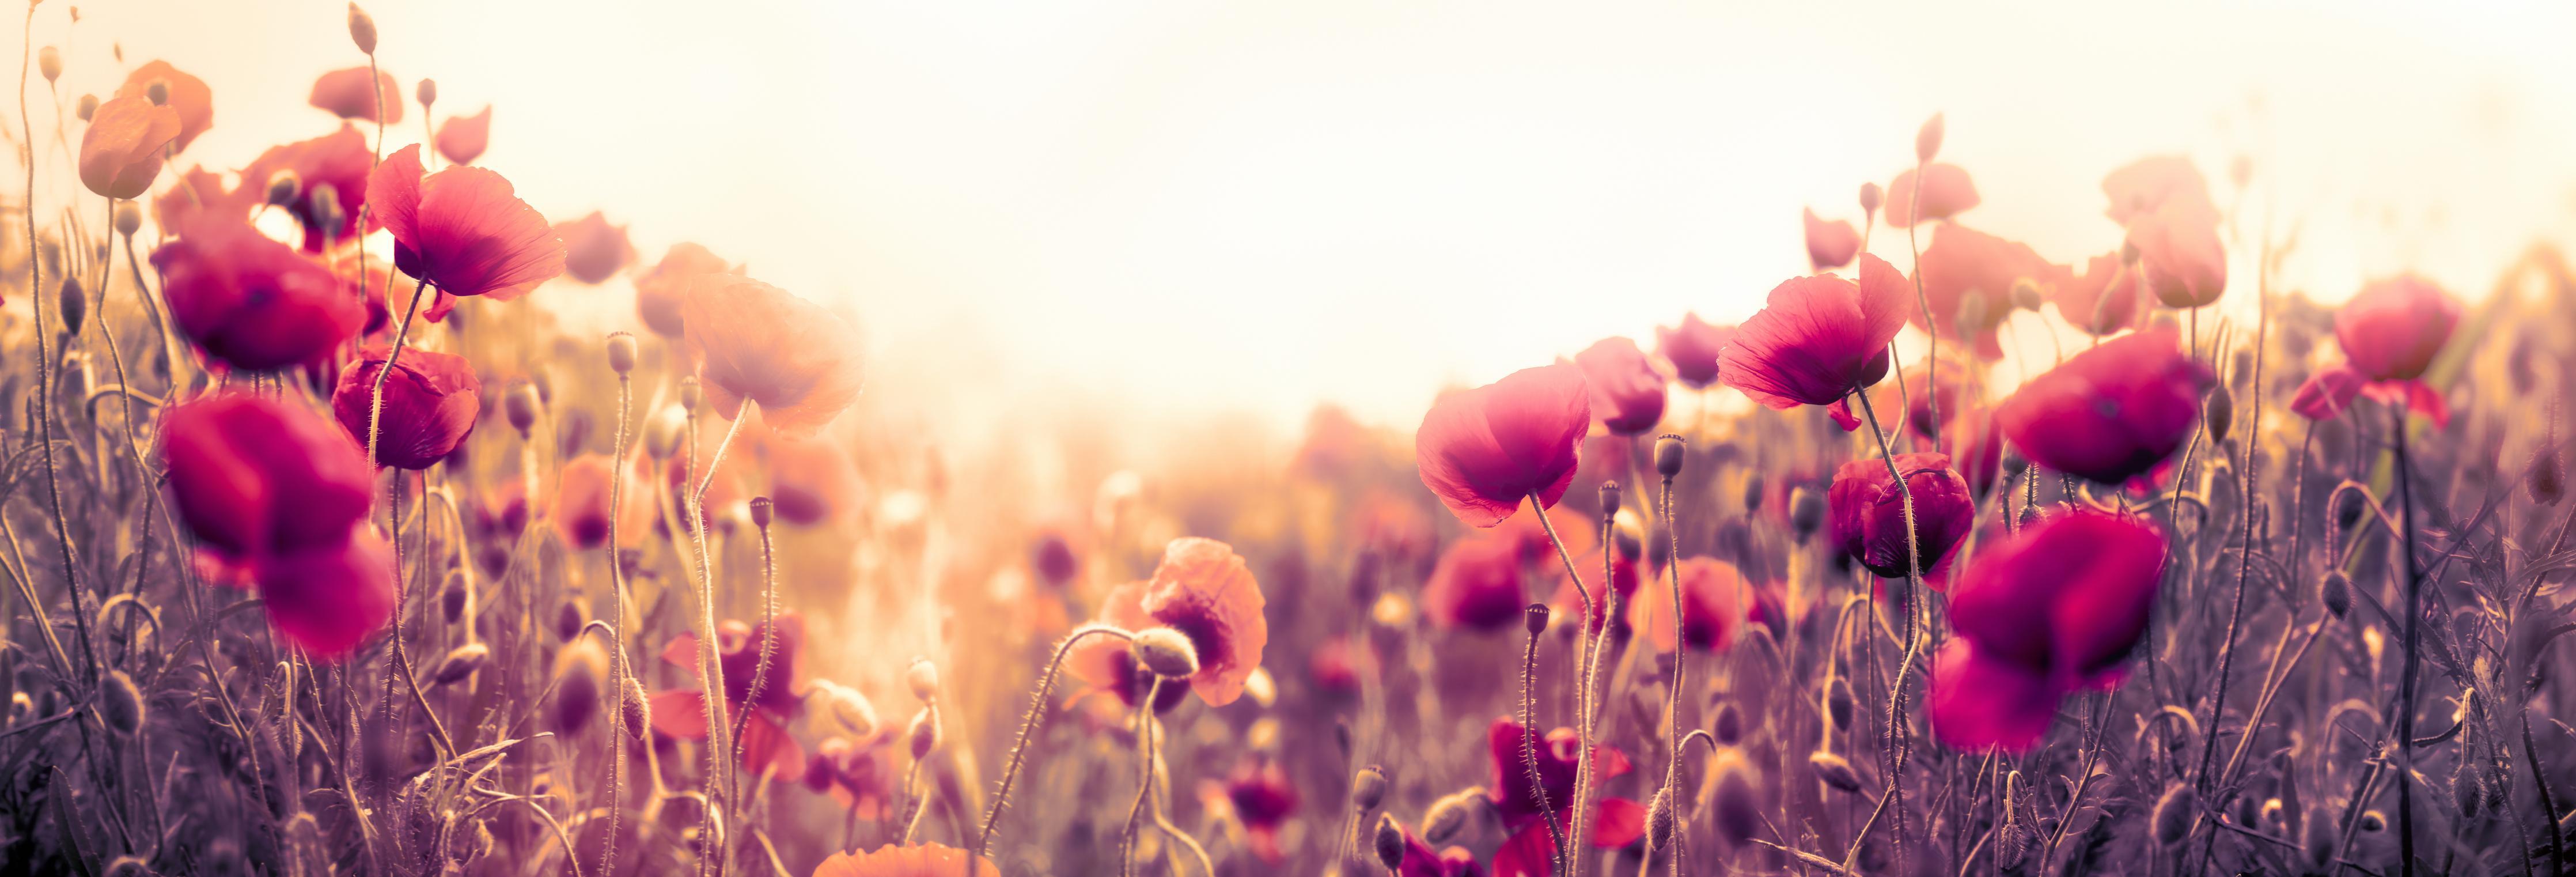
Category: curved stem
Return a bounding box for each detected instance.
[728,511,782,838]
[1120,678,1164,877]
[1907,157,1939,458]
[1659,470,1685,877]
[1846,386,1924,871]
[685,402,752,877]
[974,625,1137,871]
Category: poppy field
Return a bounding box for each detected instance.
[2,3,2574,877]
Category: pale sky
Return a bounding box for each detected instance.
[15,0,2576,434]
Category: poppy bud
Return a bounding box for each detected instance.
[112,202,138,237]
[1421,788,1478,845]
[1740,472,1766,513]
[2151,784,2196,845]
[1858,182,1883,217]
[433,642,490,686]
[146,80,168,107]
[75,93,96,121]
[310,184,346,244]
[505,383,539,436]
[1809,750,1862,792]
[265,171,301,208]
[1131,627,1200,679]
[1826,676,1854,731]
[1351,764,1389,811]
[907,708,940,759]
[1643,785,1676,852]
[2333,490,2365,531]
[1653,434,1685,478]
[677,377,703,413]
[2453,759,2480,817]
[1914,112,1944,163]
[2199,384,2235,445]
[606,331,638,375]
[415,77,437,108]
[1712,701,1744,745]
[2321,570,2351,620]
[1522,602,1550,636]
[440,571,467,622]
[2532,447,2564,506]
[2302,809,2337,868]
[810,679,879,739]
[553,600,583,641]
[1599,480,1620,516]
[37,47,59,84]
[100,670,143,734]
[1789,486,1826,542]
[549,640,604,734]
[1371,813,1406,871]
[1711,755,1760,846]
[2010,278,2043,312]
[621,677,650,740]
[348,3,378,54]
[58,277,85,336]
[906,657,940,702]
[749,496,774,529]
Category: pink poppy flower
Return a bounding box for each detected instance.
[160,393,375,564]
[1653,312,1731,390]
[1945,407,2006,498]
[115,61,214,152]
[2126,199,2227,309]
[366,143,566,300]
[2056,252,2147,336]
[1827,452,1975,583]
[1718,254,1910,409]
[2100,156,2213,226]
[1570,337,1668,436]
[552,453,657,551]
[2336,275,2459,383]
[1927,638,2061,751]
[2290,365,2371,422]
[1223,758,1301,864]
[240,124,376,251]
[632,243,735,338]
[330,346,481,470]
[1546,545,1641,635]
[1485,719,1647,876]
[1902,353,1982,439]
[762,433,860,526]
[77,95,180,200]
[154,215,366,372]
[555,211,635,284]
[1422,536,1526,632]
[1912,224,2064,360]
[810,844,997,877]
[1804,207,1860,270]
[681,275,867,435]
[1495,504,1597,566]
[1069,538,1268,707]
[309,67,401,123]
[1414,364,1591,527]
[653,615,808,779]
[250,523,396,659]
[1882,162,1980,227]
[1994,328,2213,484]
[1949,510,2165,687]
[1627,556,1748,652]
[435,105,491,166]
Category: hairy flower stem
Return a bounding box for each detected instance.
[1846,385,1924,874]
[1566,503,1624,873]
[21,0,96,685]
[1658,470,1685,877]
[728,509,781,830]
[1120,678,1164,877]
[1907,157,1941,452]
[2190,254,2270,868]
[600,369,634,877]
[366,275,455,760]
[975,625,1135,872]
[686,404,752,877]
[1528,492,1598,875]
[1521,608,1569,874]
[2391,402,2423,876]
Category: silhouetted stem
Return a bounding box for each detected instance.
[2392,402,2422,877]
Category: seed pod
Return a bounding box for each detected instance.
[554,600,584,641]
[2358,810,2385,833]
[308,184,343,240]
[644,409,685,459]
[75,93,97,122]
[2151,784,2196,845]
[1915,112,1945,163]
[1523,602,1550,636]
[2321,571,2351,620]
[348,3,378,54]
[749,496,774,529]
[2204,384,2234,444]
[265,171,302,208]
[1713,701,1744,745]
[100,670,143,734]
[1858,182,1883,216]
[677,376,703,413]
[433,642,490,686]
[1653,434,1684,478]
[620,677,650,740]
[1351,764,1388,811]
[58,277,85,336]
[606,331,638,375]
[1131,627,1200,679]
[810,679,879,739]
[1809,750,1862,792]
[907,708,940,759]
[1421,788,1477,845]
[1599,481,1621,516]
[1825,676,1854,731]
[1789,486,1825,542]
[1372,813,1407,871]
[505,383,540,435]
[415,77,437,108]
[1741,471,1766,513]
[2532,447,2564,506]
[37,47,59,83]
[906,658,940,702]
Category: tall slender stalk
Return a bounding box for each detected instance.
[1520,604,1568,875]
[600,365,634,877]
[2391,402,2423,877]
[1528,493,1598,875]
[1844,385,1925,874]
[686,404,752,877]
[975,625,1135,873]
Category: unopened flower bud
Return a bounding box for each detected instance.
[433,642,490,686]
[2205,385,2234,444]
[2152,784,2197,845]
[1654,434,1684,478]
[1713,701,1744,745]
[1826,676,1854,731]
[1131,627,1200,679]
[347,3,378,54]
[621,677,650,739]
[1522,602,1550,636]
[415,77,437,108]
[113,202,138,237]
[100,670,143,734]
[265,171,301,208]
[1741,472,1766,512]
[809,679,880,739]
[548,640,604,733]
[1642,786,1676,851]
[145,80,168,107]
[1915,112,1944,163]
[749,496,774,529]
[57,277,85,336]
[645,409,684,459]
[906,658,940,702]
[554,600,583,641]
[605,331,637,375]
[2321,570,2351,620]
[440,571,468,622]
[75,93,97,121]
[1809,750,1862,792]
[1421,788,1479,845]
[2531,447,2564,506]
[1789,486,1826,542]
[37,47,59,84]
[1711,754,1760,846]
[505,383,540,435]
[907,708,940,759]
[1351,765,1388,811]
[1372,813,1407,871]
[1858,182,1882,216]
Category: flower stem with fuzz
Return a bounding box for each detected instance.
[728,499,782,846]
[1570,495,1624,874]
[1521,603,1569,875]
[684,403,752,877]
[21,0,96,685]
[1528,492,1597,875]
[975,624,1137,873]
[600,365,634,877]
[1656,447,1685,877]
[1843,385,1925,874]
[1120,677,1164,877]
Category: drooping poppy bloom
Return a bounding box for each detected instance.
[115,61,214,152]
[2127,198,2228,309]
[2290,365,2372,422]
[1881,162,1980,227]
[249,523,397,659]
[1570,337,1668,436]
[1484,719,1647,875]
[2056,252,2147,336]
[77,95,180,199]
[154,215,366,371]
[1912,224,2066,360]
[366,143,565,300]
[810,843,998,877]
[1804,207,1860,270]
[240,124,376,251]
[329,346,482,470]
[555,211,635,284]
[653,615,808,779]
[1827,452,1975,583]
[435,105,491,166]
[1547,545,1641,634]
[1718,254,1910,409]
[1414,364,1591,527]
[1222,757,1301,864]
[309,67,401,123]
[1423,536,1529,632]
[1653,312,1731,390]
[1069,538,1268,706]
[1934,510,2164,750]
[552,453,657,551]
[1994,328,2213,484]
[632,242,734,338]
[680,275,867,435]
[1627,556,1748,652]
[160,392,376,564]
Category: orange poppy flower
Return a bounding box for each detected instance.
[680,275,865,435]
[810,844,997,877]
[653,615,808,780]
[368,144,565,300]
[78,95,180,199]
[309,66,402,123]
[634,243,736,338]
[555,210,634,284]
[435,105,491,166]
[760,432,859,526]
[1627,556,1750,652]
[154,167,239,230]
[552,452,657,551]
[1070,537,1268,707]
[115,61,214,152]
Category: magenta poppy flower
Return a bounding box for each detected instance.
[1070,538,1269,707]
[2100,156,2213,226]
[1422,536,1528,632]
[1828,452,1975,583]
[1570,337,1668,436]
[153,216,366,372]
[1653,312,1731,390]
[2056,252,2146,336]
[2290,365,2371,422]
[1804,207,1860,270]
[1547,545,1640,635]
[366,143,565,300]
[1927,638,2061,751]
[2127,198,2227,309]
[251,523,396,658]
[1484,719,1647,875]
[309,67,401,123]
[1719,254,1910,410]
[435,105,491,166]
[1902,353,1982,439]
[1934,510,2162,750]
[2336,275,2459,382]
[1224,758,1301,864]
[1882,162,1980,227]
[239,124,376,251]
[1414,364,1591,526]
[330,346,482,470]
[654,615,808,778]
[161,393,374,564]
[555,210,635,284]
[1994,328,2212,484]
[1914,224,2066,360]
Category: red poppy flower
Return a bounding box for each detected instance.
[2289,365,2370,422]
[1484,719,1647,877]
[680,275,867,435]
[240,124,376,251]
[1628,556,1747,652]
[1718,254,1910,409]
[762,433,859,526]
[77,95,179,199]
[1944,508,2163,696]
[810,843,997,877]
[555,211,635,284]
[366,143,565,300]
[1882,162,1980,227]
[1653,312,1731,390]
[309,67,401,123]
[329,346,481,470]
[804,735,898,819]
[115,61,213,152]
[1424,536,1530,632]
[1912,224,2065,360]
[1224,758,1301,864]
[154,167,240,230]
[1927,637,2062,751]
[2056,252,2147,336]
[161,392,375,563]
[1547,545,1640,634]
[2126,199,2227,309]
[2336,275,2458,382]
[1414,364,1591,527]
[653,615,808,779]
[249,523,396,659]
[1069,538,1268,706]
[1496,504,1597,568]
[1570,337,1668,436]
[2100,156,2213,226]
[1804,207,1860,270]
[435,105,491,166]
[552,453,657,551]
[1309,636,1367,696]
[1828,452,1974,583]
[154,215,366,372]
[1945,407,2006,497]
[1994,328,2213,484]
[633,243,734,338]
